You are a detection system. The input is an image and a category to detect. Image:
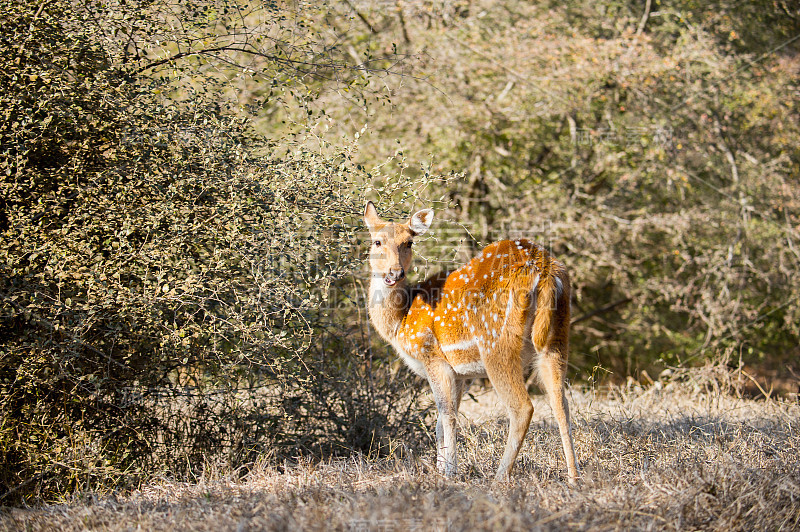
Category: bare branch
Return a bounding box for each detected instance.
[635,0,652,36]
[572,298,632,326]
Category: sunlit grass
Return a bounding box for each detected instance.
[6,373,798,531]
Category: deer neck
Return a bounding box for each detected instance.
[367,275,411,343]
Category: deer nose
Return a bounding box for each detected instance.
[387,266,405,282]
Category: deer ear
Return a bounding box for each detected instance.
[364,201,382,232]
[409,208,434,236]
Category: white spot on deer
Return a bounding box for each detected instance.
[440,339,477,353]
[501,293,514,334]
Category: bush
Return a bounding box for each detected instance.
[0,0,435,503]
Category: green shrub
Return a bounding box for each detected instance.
[0,0,435,503]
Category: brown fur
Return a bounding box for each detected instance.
[364,201,578,481]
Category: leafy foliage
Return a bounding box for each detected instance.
[0,0,434,503]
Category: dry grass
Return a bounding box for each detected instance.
[4,377,800,531]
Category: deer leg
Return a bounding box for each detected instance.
[537,347,579,482]
[427,359,459,477]
[454,378,466,412]
[434,379,467,472]
[484,353,534,481]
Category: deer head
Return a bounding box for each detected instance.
[364,201,433,287]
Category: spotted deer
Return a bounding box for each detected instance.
[364,201,578,482]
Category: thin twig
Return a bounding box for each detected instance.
[572,298,632,325]
[344,0,377,34]
[741,369,773,401]
[396,1,411,44]
[635,0,652,36]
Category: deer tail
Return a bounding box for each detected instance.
[532,271,560,352]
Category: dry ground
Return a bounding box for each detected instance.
[4,376,800,531]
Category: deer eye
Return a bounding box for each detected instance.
[374,240,382,247]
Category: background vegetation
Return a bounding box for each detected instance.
[1,0,798,504]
